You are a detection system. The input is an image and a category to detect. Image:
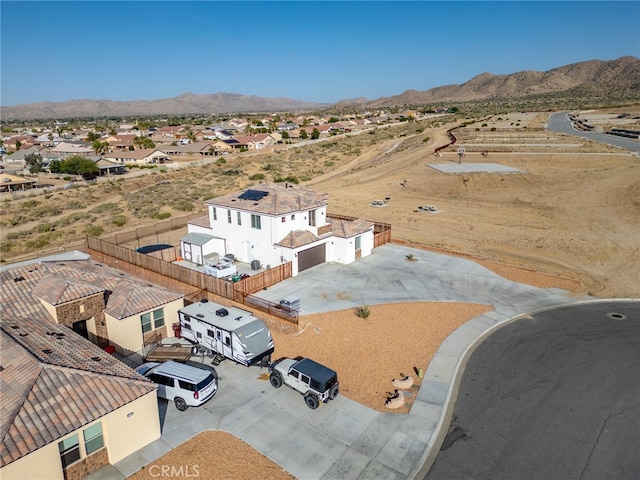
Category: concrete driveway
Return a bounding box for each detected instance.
[87,244,594,480]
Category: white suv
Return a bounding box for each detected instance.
[136,361,217,411]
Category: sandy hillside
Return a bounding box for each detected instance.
[308,111,640,298]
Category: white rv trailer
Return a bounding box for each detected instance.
[178,299,274,367]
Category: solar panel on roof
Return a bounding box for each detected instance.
[238,189,269,201]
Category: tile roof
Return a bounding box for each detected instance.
[276,230,321,249]
[0,259,183,321]
[330,218,375,238]
[206,182,328,216]
[0,319,155,467]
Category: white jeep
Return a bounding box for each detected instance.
[269,356,340,409]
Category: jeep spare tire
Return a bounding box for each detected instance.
[329,384,340,400]
[304,393,319,410]
[269,372,283,388]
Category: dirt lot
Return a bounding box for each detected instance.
[2,108,638,478]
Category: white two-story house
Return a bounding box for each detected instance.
[183,182,375,276]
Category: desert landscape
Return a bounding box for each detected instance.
[2,108,639,479]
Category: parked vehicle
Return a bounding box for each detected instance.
[178,299,274,367]
[136,360,217,411]
[269,356,339,409]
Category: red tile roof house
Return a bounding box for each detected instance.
[0,253,187,479]
[0,317,161,480]
[184,182,375,276]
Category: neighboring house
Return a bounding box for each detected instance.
[233,134,278,150]
[0,173,37,192]
[0,316,160,480]
[103,148,170,165]
[158,142,216,157]
[184,182,374,276]
[49,142,94,157]
[94,158,127,176]
[0,252,184,355]
[3,145,42,163]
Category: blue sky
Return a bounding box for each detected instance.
[1,1,638,106]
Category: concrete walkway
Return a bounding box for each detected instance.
[86,244,591,480]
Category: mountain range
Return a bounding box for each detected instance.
[2,56,638,120]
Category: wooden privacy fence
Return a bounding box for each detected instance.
[86,236,293,307]
[100,212,205,245]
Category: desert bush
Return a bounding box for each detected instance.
[324,160,335,167]
[263,163,276,171]
[92,202,120,213]
[0,241,14,253]
[172,200,195,211]
[85,225,104,236]
[215,158,226,166]
[354,305,370,319]
[423,137,430,143]
[35,222,52,233]
[111,215,127,227]
[274,175,299,184]
[26,236,50,249]
[151,211,172,220]
[249,173,266,181]
[222,169,241,176]
[57,212,90,226]
[21,199,41,210]
[8,215,31,226]
[299,175,311,182]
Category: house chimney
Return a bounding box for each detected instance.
[285,182,288,189]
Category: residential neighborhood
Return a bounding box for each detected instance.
[0,109,428,191]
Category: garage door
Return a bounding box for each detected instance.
[298,243,326,272]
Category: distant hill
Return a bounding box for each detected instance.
[0,92,329,120]
[362,56,640,108]
[2,56,638,120]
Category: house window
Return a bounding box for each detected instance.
[227,210,232,224]
[141,313,152,333]
[141,308,164,333]
[355,236,361,250]
[152,309,165,329]
[212,207,217,221]
[83,422,104,455]
[237,211,242,225]
[291,215,295,220]
[58,434,80,468]
[281,217,286,223]
[251,214,261,230]
[309,209,316,227]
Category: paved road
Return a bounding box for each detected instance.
[425,301,640,480]
[547,112,640,153]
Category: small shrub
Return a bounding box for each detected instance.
[85,225,104,236]
[172,200,195,211]
[423,137,430,143]
[151,211,171,220]
[323,161,335,167]
[111,215,127,227]
[299,175,311,182]
[249,173,266,181]
[35,222,52,233]
[21,199,41,210]
[354,305,371,319]
[405,253,417,262]
[215,158,226,166]
[0,241,14,253]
